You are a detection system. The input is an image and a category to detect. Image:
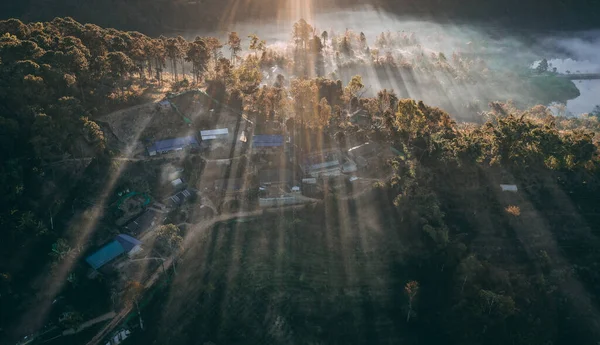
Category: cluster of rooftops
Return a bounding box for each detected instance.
[89,130,289,271]
[147,129,285,156]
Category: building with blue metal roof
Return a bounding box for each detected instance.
[200,128,229,141]
[85,235,142,270]
[147,136,199,156]
[115,234,142,252]
[252,135,284,148]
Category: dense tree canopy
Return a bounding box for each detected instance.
[1,16,600,345]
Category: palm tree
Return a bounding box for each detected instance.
[50,239,72,261]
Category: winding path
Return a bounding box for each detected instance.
[62,312,117,336]
[83,186,371,345]
[84,208,271,345]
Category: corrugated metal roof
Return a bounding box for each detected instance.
[348,142,378,158]
[253,135,284,147]
[169,189,193,206]
[200,128,229,140]
[124,210,158,235]
[86,235,142,269]
[116,234,142,252]
[304,150,341,168]
[308,160,340,171]
[85,241,125,270]
[149,136,199,153]
[500,184,518,192]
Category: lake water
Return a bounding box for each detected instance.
[541,56,600,116]
[567,80,600,116]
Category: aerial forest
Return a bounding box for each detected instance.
[1,16,600,345]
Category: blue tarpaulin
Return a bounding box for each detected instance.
[252,135,284,148]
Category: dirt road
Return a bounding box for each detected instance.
[84,208,269,345]
[62,311,117,336]
[84,167,386,345]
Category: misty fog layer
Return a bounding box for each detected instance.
[177,6,600,118]
[536,32,600,116]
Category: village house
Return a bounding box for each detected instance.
[157,98,171,110]
[171,178,185,189]
[85,234,142,272]
[347,142,380,169]
[252,134,285,153]
[124,209,162,237]
[259,195,305,208]
[303,149,358,178]
[169,189,194,207]
[500,184,518,192]
[147,136,199,156]
[200,128,230,142]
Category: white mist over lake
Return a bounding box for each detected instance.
[176,6,600,116]
[538,54,600,116]
[529,32,600,116]
[566,80,600,115]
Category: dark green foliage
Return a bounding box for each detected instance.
[1,15,600,345]
[0,17,159,339]
[128,99,600,345]
[528,74,581,104]
[536,58,549,73]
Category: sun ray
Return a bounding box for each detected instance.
[17,106,159,335]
